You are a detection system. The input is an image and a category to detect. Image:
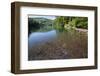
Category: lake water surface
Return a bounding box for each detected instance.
[28,29,88,60]
[28,30,57,48]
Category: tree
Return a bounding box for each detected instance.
[53,16,88,31]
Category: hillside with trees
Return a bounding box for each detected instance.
[28,16,88,35]
[28,16,88,60]
[28,17,53,34]
[53,16,88,31]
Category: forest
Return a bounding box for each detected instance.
[28,16,88,34]
[28,16,88,60]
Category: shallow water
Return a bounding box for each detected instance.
[28,30,57,48]
[28,29,88,60]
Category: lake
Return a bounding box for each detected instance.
[28,29,88,60]
[28,30,57,48]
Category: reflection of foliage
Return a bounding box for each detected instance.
[28,16,88,34]
[53,16,65,31]
[28,18,53,34]
[28,18,40,30]
[28,18,40,34]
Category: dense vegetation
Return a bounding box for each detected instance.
[28,16,88,60]
[53,16,88,31]
[28,18,53,33]
[28,16,88,34]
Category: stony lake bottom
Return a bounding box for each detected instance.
[28,29,88,60]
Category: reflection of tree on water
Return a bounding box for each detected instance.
[28,17,54,36]
[28,16,88,60]
[28,16,88,35]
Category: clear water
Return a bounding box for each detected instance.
[28,29,88,60]
[28,30,57,48]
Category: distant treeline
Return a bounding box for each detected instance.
[28,17,53,33]
[28,16,88,34]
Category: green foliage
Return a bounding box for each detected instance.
[28,16,88,35]
[53,16,65,31]
[53,16,88,31]
[75,17,88,29]
[28,17,53,33]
